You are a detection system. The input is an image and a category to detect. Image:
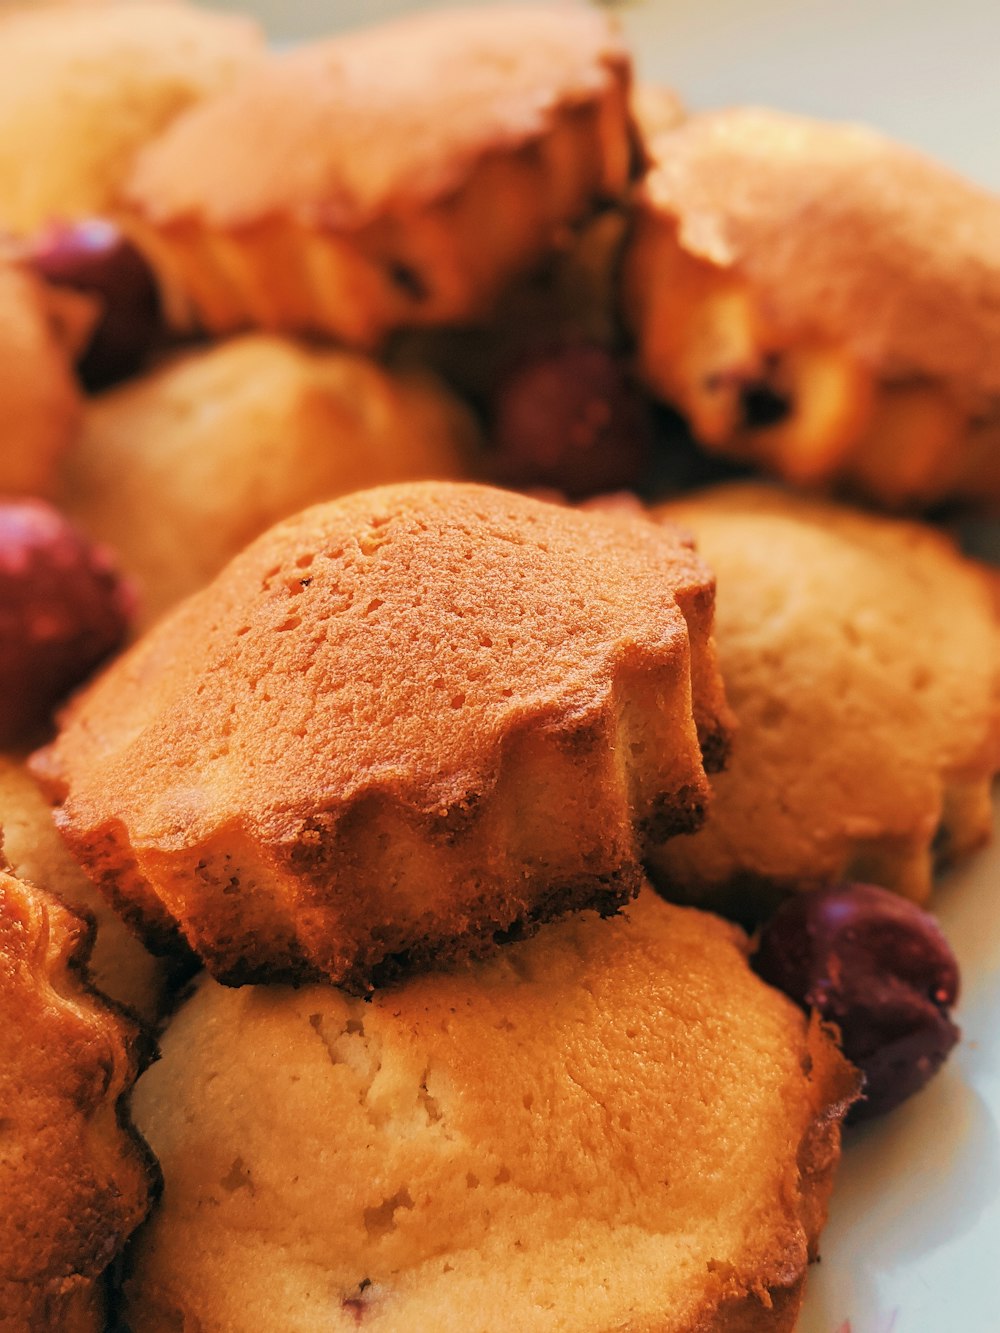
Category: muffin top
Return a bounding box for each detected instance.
[37,482,714,848]
[651,483,1000,900]
[125,889,858,1333]
[639,106,1000,406]
[127,4,630,229]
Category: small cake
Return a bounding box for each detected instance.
[123,5,638,348]
[0,756,167,1022]
[0,260,81,498]
[0,866,154,1331]
[62,334,481,627]
[0,0,263,235]
[650,484,1000,905]
[32,482,732,989]
[123,889,858,1333]
[624,107,1000,509]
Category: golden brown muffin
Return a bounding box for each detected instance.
[650,484,1000,906]
[62,334,481,628]
[0,260,81,497]
[123,5,638,348]
[32,482,732,989]
[625,107,1000,510]
[0,755,167,1021]
[0,1,263,235]
[0,865,154,1332]
[124,889,858,1333]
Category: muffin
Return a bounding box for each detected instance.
[0,259,81,497]
[124,889,858,1333]
[63,334,481,628]
[123,5,638,348]
[32,482,733,989]
[624,107,1000,509]
[649,484,1000,906]
[0,0,263,235]
[0,866,154,1332]
[0,755,167,1022]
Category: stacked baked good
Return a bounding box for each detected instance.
[0,3,997,1331]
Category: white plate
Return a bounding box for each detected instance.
[798,805,1000,1333]
[220,3,1000,1327]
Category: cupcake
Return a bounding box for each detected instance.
[32,482,733,989]
[123,5,639,348]
[63,334,481,628]
[0,0,263,235]
[123,889,857,1333]
[0,866,154,1331]
[649,484,1000,906]
[624,107,1000,510]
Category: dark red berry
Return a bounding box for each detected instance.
[754,882,960,1121]
[0,499,135,744]
[489,344,653,500]
[28,219,161,391]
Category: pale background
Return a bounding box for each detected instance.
[201,3,1000,1330]
[215,0,1000,189]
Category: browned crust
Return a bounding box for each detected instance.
[32,483,731,988]
[0,868,157,1331]
[624,108,1000,509]
[127,7,632,229]
[120,895,857,1332]
[644,483,1000,903]
[120,8,641,346]
[685,1017,860,1333]
[634,106,1000,405]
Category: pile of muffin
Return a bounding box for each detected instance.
[1,4,999,1331]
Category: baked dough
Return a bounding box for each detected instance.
[124,890,857,1333]
[32,482,732,989]
[124,5,638,347]
[626,107,1000,509]
[650,484,1000,905]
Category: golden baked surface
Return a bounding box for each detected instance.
[125,890,857,1333]
[32,482,730,989]
[0,0,263,236]
[650,483,1000,904]
[0,867,153,1332]
[626,107,1000,508]
[63,333,479,628]
[0,260,80,498]
[123,5,638,345]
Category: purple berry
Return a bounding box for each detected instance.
[0,499,135,744]
[754,882,960,1121]
[28,219,161,390]
[489,344,654,500]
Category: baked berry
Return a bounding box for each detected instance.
[0,499,135,744]
[754,881,960,1121]
[28,219,161,390]
[489,344,653,499]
